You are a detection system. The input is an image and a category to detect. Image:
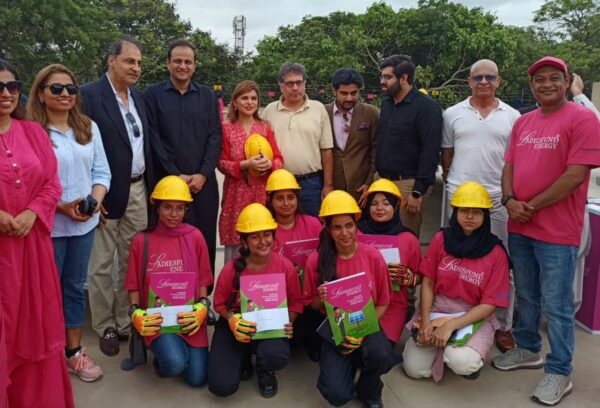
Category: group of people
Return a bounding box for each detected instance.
[1,31,599,408]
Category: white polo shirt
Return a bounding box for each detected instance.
[442,97,520,196]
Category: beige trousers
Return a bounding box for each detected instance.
[87,180,148,337]
[391,178,433,238]
[402,337,483,378]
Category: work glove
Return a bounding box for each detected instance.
[228,313,256,343]
[340,335,363,355]
[131,308,162,336]
[177,302,208,336]
[389,264,417,287]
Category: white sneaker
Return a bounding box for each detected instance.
[531,373,572,406]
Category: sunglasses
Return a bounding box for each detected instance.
[125,112,141,138]
[471,75,497,83]
[0,80,23,95]
[46,83,79,95]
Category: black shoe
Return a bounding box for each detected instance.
[257,368,278,398]
[463,369,481,380]
[307,349,320,362]
[361,399,384,408]
[99,327,119,356]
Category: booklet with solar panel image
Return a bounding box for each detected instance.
[322,272,380,345]
[147,272,195,334]
[240,273,289,340]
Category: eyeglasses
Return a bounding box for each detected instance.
[471,75,497,83]
[282,80,305,88]
[457,208,485,217]
[125,112,141,138]
[342,113,350,134]
[0,80,23,95]
[46,83,78,95]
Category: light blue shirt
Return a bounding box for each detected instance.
[51,121,111,237]
[106,74,145,177]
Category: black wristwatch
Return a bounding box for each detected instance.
[128,303,140,317]
[501,195,515,206]
[411,190,423,199]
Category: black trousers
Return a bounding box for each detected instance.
[317,329,401,406]
[292,306,325,359]
[208,318,290,397]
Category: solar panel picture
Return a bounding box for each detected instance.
[348,311,365,324]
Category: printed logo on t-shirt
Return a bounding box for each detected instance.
[516,130,560,150]
[148,253,184,272]
[440,257,483,286]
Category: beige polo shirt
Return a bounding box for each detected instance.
[262,96,333,176]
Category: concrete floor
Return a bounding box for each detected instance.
[72,173,600,407]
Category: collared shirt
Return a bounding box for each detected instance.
[50,122,111,237]
[332,103,354,151]
[442,97,520,196]
[262,96,333,176]
[106,74,145,177]
[375,86,442,193]
[144,79,222,177]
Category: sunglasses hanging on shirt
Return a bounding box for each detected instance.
[125,112,141,138]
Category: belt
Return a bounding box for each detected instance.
[130,174,144,183]
[380,173,414,181]
[294,170,322,181]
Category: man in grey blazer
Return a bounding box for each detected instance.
[325,68,379,203]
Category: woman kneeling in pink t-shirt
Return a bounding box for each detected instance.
[125,176,213,387]
[304,191,400,407]
[403,181,510,382]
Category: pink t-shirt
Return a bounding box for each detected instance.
[421,232,509,308]
[376,232,421,343]
[213,252,304,316]
[303,242,392,312]
[125,228,214,348]
[505,102,600,245]
[273,214,323,254]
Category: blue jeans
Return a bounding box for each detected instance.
[509,233,577,376]
[52,229,95,328]
[298,175,323,217]
[151,334,208,387]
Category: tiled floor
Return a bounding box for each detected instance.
[72,173,600,407]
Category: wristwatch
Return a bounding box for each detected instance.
[128,303,140,317]
[501,195,515,206]
[411,190,423,199]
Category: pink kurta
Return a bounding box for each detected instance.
[217,120,283,245]
[0,120,73,407]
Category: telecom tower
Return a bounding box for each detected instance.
[232,15,246,56]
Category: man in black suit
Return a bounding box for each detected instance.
[81,37,155,356]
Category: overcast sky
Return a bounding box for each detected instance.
[176,0,545,52]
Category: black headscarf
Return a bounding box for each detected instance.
[357,192,414,236]
[442,209,503,259]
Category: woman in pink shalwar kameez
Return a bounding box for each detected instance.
[0,60,74,407]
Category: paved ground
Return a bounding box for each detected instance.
[72,172,600,407]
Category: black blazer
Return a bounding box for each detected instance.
[80,74,155,219]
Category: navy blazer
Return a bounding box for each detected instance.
[80,74,155,219]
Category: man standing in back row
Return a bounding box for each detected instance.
[144,39,222,274]
[325,68,379,203]
[262,62,334,217]
[492,56,600,406]
[442,59,520,352]
[376,54,442,236]
[81,37,155,356]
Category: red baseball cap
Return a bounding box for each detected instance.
[528,56,568,76]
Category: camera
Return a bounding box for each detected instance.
[78,194,98,216]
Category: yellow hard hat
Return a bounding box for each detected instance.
[450,181,493,209]
[236,203,278,233]
[366,178,402,199]
[266,169,301,192]
[419,88,428,95]
[244,134,274,177]
[150,176,193,203]
[319,190,361,219]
